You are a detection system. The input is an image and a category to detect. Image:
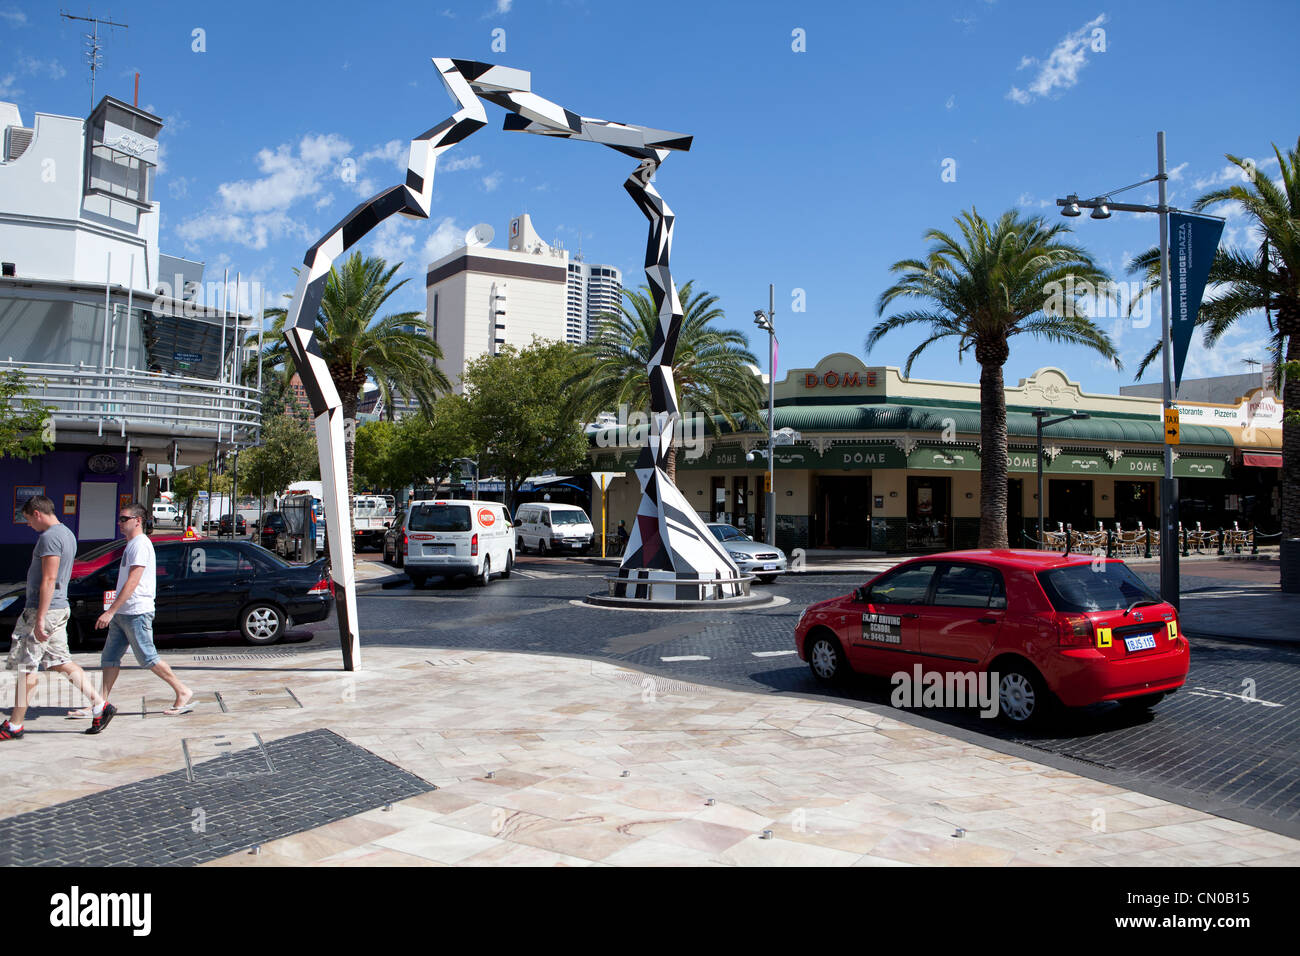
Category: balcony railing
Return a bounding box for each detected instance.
[2,359,260,443]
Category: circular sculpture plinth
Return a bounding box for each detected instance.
[584,568,768,609]
[584,590,778,610]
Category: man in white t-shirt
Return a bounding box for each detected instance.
[96,501,194,715]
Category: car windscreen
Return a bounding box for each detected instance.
[408,505,471,532]
[551,511,588,526]
[1037,563,1160,612]
[709,526,745,542]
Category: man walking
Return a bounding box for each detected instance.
[2,496,115,739]
[97,502,193,715]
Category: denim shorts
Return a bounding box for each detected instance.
[101,612,160,668]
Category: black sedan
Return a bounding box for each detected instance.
[0,540,332,647]
[257,511,287,551]
[218,513,248,536]
[381,510,406,567]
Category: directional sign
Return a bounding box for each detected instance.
[1164,407,1180,445]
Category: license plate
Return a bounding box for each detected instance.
[762,565,777,571]
[1124,633,1158,652]
[424,544,455,555]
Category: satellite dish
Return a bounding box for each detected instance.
[465,223,495,248]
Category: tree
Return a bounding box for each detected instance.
[171,465,231,527]
[394,395,475,493]
[255,252,450,516]
[868,208,1120,548]
[1127,139,1300,537]
[571,281,765,482]
[239,414,319,506]
[462,341,591,513]
[0,370,55,460]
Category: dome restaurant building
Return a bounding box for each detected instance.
[589,354,1283,554]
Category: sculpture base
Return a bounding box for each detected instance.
[585,567,765,608]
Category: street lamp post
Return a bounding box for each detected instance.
[1032,409,1090,547]
[1056,131,1179,607]
[754,285,776,546]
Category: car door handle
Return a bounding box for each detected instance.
[901,612,920,619]
[978,617,997,625]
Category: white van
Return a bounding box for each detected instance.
[152,500,180,527]
[403,499,513,587]
[514,502,595,555]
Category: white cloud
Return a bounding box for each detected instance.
[314,194,334,210]
[0,74,20,99]
[1168,162,1188,181]
[216,133,351,213]
[175,210,313,252]
[482,172,502,192]
[1193,156,1278,191]
[1007,14,1108,105]
[360,139,406,171]
[17,56,66,80]
[439,153,482,172]
[423,217,465,262]
[0,7,26,26]
[495,0,514,12]
[168,177,190,200]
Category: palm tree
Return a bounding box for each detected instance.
[1127,139,1300,537]
[868,208,1120,548]
[254,252,449,507]
[572,281,765,482]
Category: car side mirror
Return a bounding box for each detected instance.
[513,519,522,527]
[853,586,867,603]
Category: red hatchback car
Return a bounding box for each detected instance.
[794,550,1190,726]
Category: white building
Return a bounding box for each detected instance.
[426,213,623,386]
[0,94,259,576]
[566,258,622,344]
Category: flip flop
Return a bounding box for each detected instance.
[163,700,195,716]
[65,707,93,719]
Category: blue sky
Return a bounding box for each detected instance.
[3,0,1297,395]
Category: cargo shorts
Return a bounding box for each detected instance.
[6,608,73,673]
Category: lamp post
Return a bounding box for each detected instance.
[753,285,776,546]
[1032,409,1089,547]
[1056,131,1180,608]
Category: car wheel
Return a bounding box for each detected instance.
[538,540,548,557]
[757,574,777,584]
[240,603,285,646]
[476,557,491,587]
[997,662,1053,728]
[516,535,526,554]
[502,551,513,579]
[807,631,849,684]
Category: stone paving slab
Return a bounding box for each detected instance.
[3,643,1298,867]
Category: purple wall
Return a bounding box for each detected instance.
[1,446,133,581]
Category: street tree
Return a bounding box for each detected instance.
[462,341,590,513]
[0,370,55,461]
[868,208,1119,548]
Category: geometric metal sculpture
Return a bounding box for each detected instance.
[284,59,742,669]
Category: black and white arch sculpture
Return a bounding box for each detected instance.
[284,58,743,668]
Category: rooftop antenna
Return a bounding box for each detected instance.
[60,10,129,110]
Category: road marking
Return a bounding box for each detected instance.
[1187,687,1284,708]
[752,650,797,657]
[660,655,710,662]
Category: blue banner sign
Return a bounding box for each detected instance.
[1169,212,1225,394]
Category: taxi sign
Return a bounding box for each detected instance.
[1164,407,1180,445]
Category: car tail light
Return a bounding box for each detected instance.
[471,533,479,556]
[402,532,408,555]
[1056,614,1094,647]
[308,575,333,596]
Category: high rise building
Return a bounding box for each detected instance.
[566,258,623,344]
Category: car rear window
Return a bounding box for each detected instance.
[1037,563,1159,612]
[409,504,471,532]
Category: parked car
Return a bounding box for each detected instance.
[1,539,332,647]
[152,501,180,527]
[514,502,594,555]
[382,510,407,567]
[706,523,786,583]
[257,512,287,551]
[403,499,512,587]
[793,550,1189,727]
[218,513,247,535]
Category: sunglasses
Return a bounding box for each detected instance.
[118,515,139,522]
